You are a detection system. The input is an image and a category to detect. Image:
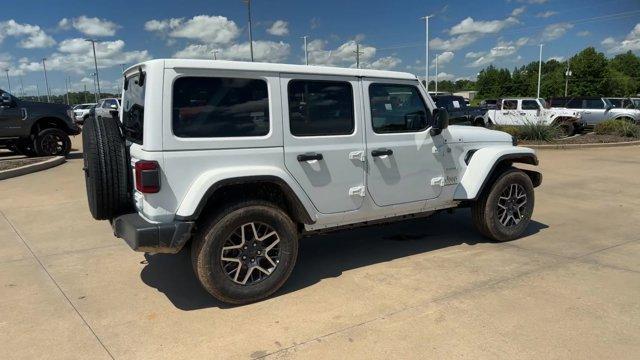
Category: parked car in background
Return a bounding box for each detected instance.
[606,97,639,109]
[94,98,121,120]
[82,59,541,304]
[480,99,500,110]
[548,97,640,127]
[72,103,96,124]
[485,98,583,135]
[432,94,487,126]
[0,88,80,157]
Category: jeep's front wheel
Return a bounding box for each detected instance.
[192,201,299,304]
[471,168,534,242]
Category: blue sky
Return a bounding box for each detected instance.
[1,0,639,96]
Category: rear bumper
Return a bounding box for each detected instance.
[111,213,194,254]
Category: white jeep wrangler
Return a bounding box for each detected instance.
[485,97,583,135]
[82,59,542,304]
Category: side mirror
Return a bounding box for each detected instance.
[430,108,449,136]
[1,93,12,106]
[110,104,118,109]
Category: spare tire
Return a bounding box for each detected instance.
[83,116,131,220]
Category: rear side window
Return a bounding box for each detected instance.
[503,100,518,110]
[172,77,269,138]
[566,99,582,108]
[369,83,431,133]
[288,80,354,136]
[122,73,145,144]
[584,99,604,109]
[521,100,539,110]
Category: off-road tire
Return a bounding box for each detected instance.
[474,117,486,127]
[11,140,37,157]
[471,168,534,242]
[82,116,130,220]
[191,200,299,305]
[34,128,71,157]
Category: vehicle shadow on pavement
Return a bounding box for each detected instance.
[139,209,548,311]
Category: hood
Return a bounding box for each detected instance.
[446,125,512,143]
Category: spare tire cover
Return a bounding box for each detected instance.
[83,117,131,220]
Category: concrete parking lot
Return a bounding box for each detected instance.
[1,138,639,359]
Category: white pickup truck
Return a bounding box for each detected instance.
[485,98,583,135]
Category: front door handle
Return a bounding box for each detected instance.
[297,152,323,162]
[371,148,393,157]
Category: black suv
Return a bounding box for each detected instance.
[0,89,80,157]
[432,95,487,126]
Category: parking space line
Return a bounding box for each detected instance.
[0,209,115,360]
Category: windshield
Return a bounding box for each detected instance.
[538,98,549,109]
[122,73,145,144]
[632,99,640,108]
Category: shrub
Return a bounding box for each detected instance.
[594,119,640,138]
[494,123,564,142]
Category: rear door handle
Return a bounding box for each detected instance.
[371,148,393,157]
[297,152,323,162]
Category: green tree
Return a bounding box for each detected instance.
[568,47,610,96]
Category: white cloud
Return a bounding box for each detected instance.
[267,20,289,36]
[361,56,402,70]
[70,16,119,37]
[307,39,375,66]
[431,11,523,52]
[449,16,519,36]
[601,23,640,54]
[536,11,557,18]
[18,38,150,75]
[465,51,486,59]
[467,37,529,67]
[577,30,590,37]
[434,72,456,81]
[145,15,240,45]
[0,20,56,48]
[511,7,526,17]
[517,0,548,3]
[174,41,291,62]
[430,51,454,68]
[542,23,574,41]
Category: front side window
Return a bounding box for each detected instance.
[521,100,539,110]
[369,83,431,133]
[173,77,269,138]
[609,99,623,108]
[584,99,604,109]
[503,100,518,110]
[288,80,354,136]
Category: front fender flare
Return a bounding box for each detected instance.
[454,146,538,200]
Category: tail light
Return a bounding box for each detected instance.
[135,160,160,193]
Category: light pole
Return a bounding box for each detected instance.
[4,69,10,93]
[353,43,364,69]
[64,76,70,105]
[435,53,439,93]
[243,0,254,62]
[86,39,101,98]
[19,75,24,97]
[90,72,98,103]
[420,15,432,90]
[564,58,572,97]
[42,58,51,102]
[212,50,219,60]
[302,36,309,65]
[536,44,543,98]
[36,83,41,102]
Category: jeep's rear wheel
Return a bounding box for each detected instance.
[82,116,131,220]
[34,128,71,157]
[191,201,298,305]
[471,168,534,242]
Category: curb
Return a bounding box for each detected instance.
[0,156,66,180]
[525,140,640,150]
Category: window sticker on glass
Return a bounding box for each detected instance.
[452,100,460,108]
[385,103,393,111]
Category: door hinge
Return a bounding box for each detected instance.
[349,185,366,197]
[349,150,366,162]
